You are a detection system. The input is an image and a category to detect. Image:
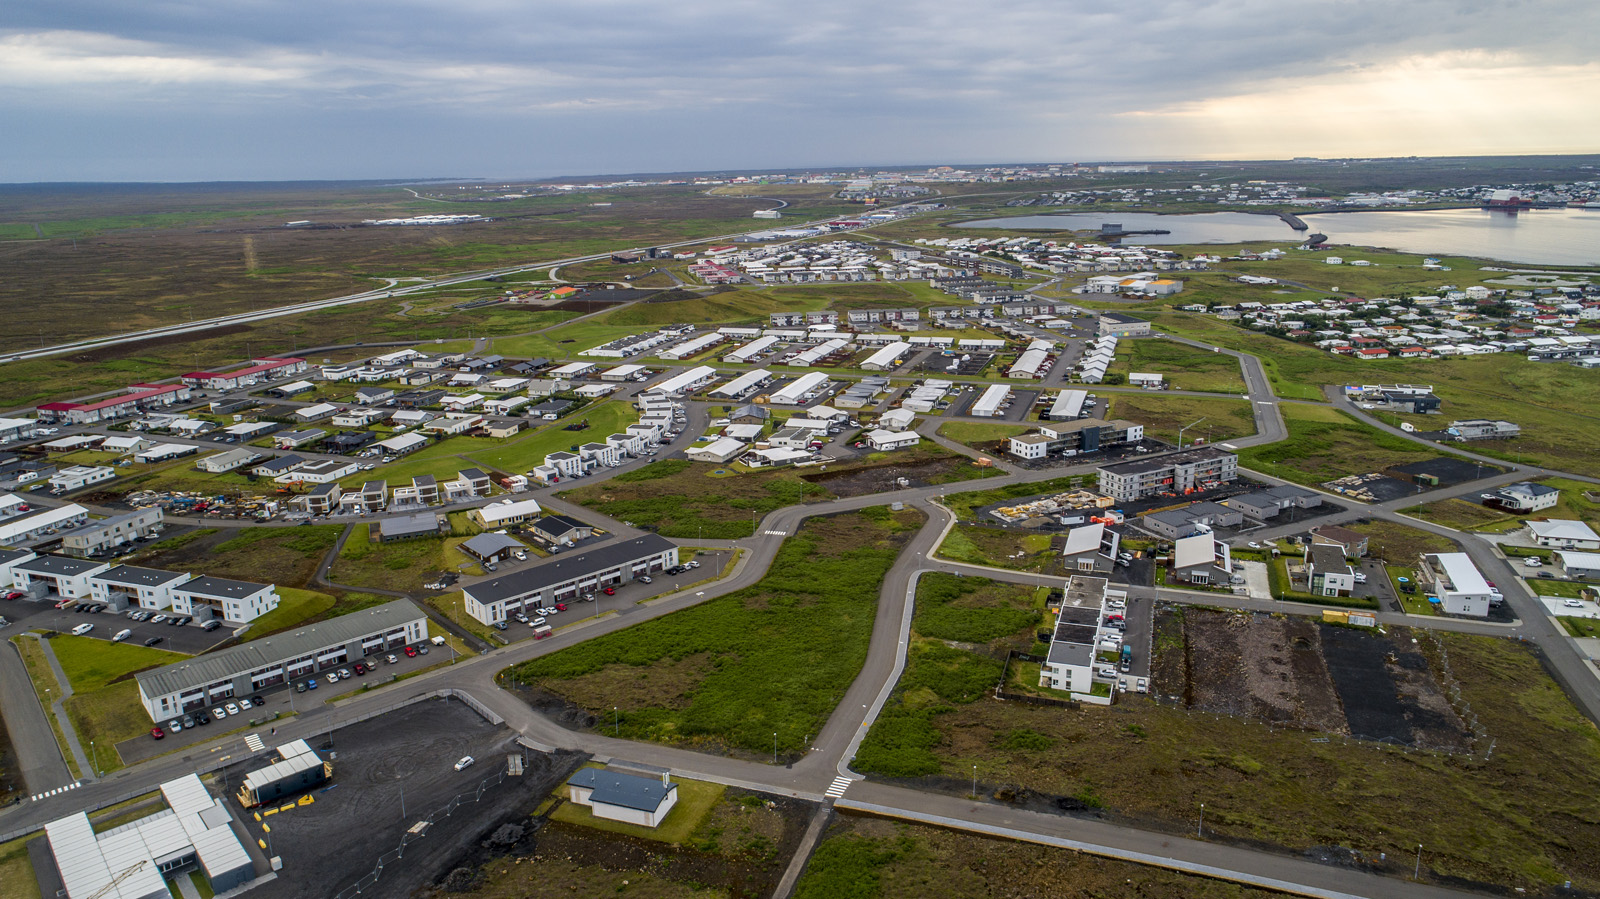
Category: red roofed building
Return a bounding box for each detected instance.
[1357,348,1392,359]
[37,383,192,424]
[181,358,307,391]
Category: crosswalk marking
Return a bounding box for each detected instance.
[31,781,81,802]
[824,776,852,799]
[245,733,266,752]
[764,530,788,536]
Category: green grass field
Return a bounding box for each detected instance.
[561,459,834,539]
[1102,394,1257,444]
[50,635,187,773]
[506,507,924,758]
[331,531,488,591]
[1236,403,1445,486]
[934,421,1029,450]
[939,476,1091,520]
[463,401,639,476]
[936,526,1055,573]
[1110,339,1247,393]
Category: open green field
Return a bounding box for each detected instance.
[331,531,488,591]
[857,630,1600,892]
[1152,311,1600,476]
[506,507,924,758]
[241,587,337,636]
[593,288,823,328]
[462,401,639,476]
[934,421,1028,451]
[939,475,1091,520]
[0,834,40,899]
[1110,338,1246,393]
[1236,403,1446,486]
[50,635,186,773]
[1558,617,1600,638]
[138,525,343,589]
[1400,497,1523,532]
[563,459,832,538]
[1103,393,1256,444]
[936,526,1055,573]
[796,815,1286,899]
[1343,520,1459,563]
[912,573,1044,649]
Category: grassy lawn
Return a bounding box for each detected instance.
[241,588,337,637]
[1344,520,1458,564]
[1531,580,1592,599]
[858,630,1600,892]
[506,507,924,758]
[1558,617,1600,638]
[1102,394,1257,445]
[1109,338,1247,394]
[0,835,39,899]
[50,635,187,773]
[1237,403,1446,487]
[138,525,343,590]
[936,526,1055,573]
[1400,498,1522,532]
[940,476,1090,520]
[1387,565,1438,615]
[423,590,504,646]
[549,769,725,845]
[935,421,1029,451]
[331,532,486,592]
[562,460,834,539]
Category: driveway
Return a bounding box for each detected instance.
[1240,560,1272,600]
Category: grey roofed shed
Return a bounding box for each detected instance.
[460,532,525,561]
[568,767,676,812]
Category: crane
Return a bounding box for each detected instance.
[87,859,148,899]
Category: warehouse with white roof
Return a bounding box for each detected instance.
[725,336,779,363]
[709,369,773,400]
[770,372,830,405]
[860,341,912,371]
[649,365,718,396]
[971,384,1012,418]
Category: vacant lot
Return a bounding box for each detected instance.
[1110,339,1247,393]
[506,507,924,759]
[138,524,343,589]
[1103,393,1257,444]
[331,531,486,592]
[940,476,1090,520]
[801,445,1001,496]
[796,815,1287,899]
[1342,520,1458,563]
[1236,403,1442,485]
[935,421,1029,452]
[857,627,1600,892]
[913,573,1043,650]
[563,460,833,539]
[936,526,1055,573]
[1400,497,1521,531]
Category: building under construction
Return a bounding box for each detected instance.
[237,739,333,808]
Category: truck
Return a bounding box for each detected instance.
[1119,644,1133,672]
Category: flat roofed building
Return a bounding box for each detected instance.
[89,564,189,611]
[463,535,678,624]
[135,599,428,720]
[44,774,254,899]
[62,508,165,558]
[1040,575,1123,695]
[13,554,111,599]
[1098,311,1151,337]
[1427,552,1493,617]
[0,504,90,546]
[169,575,280,624]
[1097,446,1238,502]
[1140,501,1242,539]
[378,513,446,542]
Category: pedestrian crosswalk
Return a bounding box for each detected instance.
[31,781,81,802]
[764,530,787,537]
[824,776,852,799]
[245,733,266,752]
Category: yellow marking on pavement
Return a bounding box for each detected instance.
[253,812,261,821]
[262,808,278,817]
[258,839,267,850]
[298,795,314,806]
[280,803,296,813]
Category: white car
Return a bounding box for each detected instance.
[1353,572,1368,584]
[212,706,227,720]
[325,672,339,682]
[1564,599,1584,608]
[225,702,239,716]
[237,699,252,711]
[454,756,475,771]
[71,623,94,636]
[1524,557,1543,568]
[1136,678,1149,694]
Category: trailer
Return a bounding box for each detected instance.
[236,739,332,808]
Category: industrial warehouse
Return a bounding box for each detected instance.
[463,534,679,624]
[134,599,429,721]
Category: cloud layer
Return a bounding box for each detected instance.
[4,1,1597,180]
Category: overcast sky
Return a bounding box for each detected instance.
[3,0,1597,182]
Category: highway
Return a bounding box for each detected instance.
[5,309,1597,896]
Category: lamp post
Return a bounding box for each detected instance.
[971,765,977,800]
[1415,844,1423,880]
[89,741,97,778]
[1198,802,1204,837]
[772,733,778,764]
[614,706,619,735]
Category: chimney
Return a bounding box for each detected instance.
[661,771,669,786]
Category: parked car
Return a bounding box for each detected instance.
[296,682,307,693]
[71,623,94,636]
[151,727,165,740]
[203,619,222,631]
[603,586,616,595]
[1353,572,1368,584]
[306,679,318,689]
[638,576,652,584]
[1524,557,1543,568]
[182,715,195,729]
[337,668,352,679]
[686,560,700,569]
[386,654,399,664]
[493,621,508,630]
[237,699,252,711]
[405,646,418,657]
[1564,599,1585,608]
[212,706,227,720]
[225,702,239,715]
[325,672,338,683]
[167,720,182,733]
[143,636,163,646]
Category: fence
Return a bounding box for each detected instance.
[0,688,505,845]
[332,765,512,899]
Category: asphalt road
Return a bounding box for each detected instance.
[5,309,1596,897]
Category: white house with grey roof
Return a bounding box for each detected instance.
[136,598,428,720]
[12,554,111,599]
[567,767,679,828]
[463,534,678,624]
[169,576,280,624]
[1525,519,1600,550]
[1040,575,1123,697]
[89,565,190,611]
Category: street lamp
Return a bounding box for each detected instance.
[971,765,977,800]
[1198,802,1204,837]
[614,706,619,734]
[772,732,778,764]
[1415,844,1423,880]
[89,741,96,778]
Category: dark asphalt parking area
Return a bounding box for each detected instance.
[0,597,227,654]
[232,698,582,899]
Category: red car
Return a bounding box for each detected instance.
[2,591,24,600]
[554,603,568,612]
[150,726,165,740]
[603,587,616,596]
[404,646,418,657]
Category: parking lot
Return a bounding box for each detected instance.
[0,595,227,654]
[116,638,460,765]
[464,549,734,643]
[233,698,576,899]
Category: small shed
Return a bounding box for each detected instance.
[566,767,679,828]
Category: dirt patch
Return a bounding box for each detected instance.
[1159,606,1469,749]
[543,653,715,713]
[420,789,810,899]
[802,456,971,498]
